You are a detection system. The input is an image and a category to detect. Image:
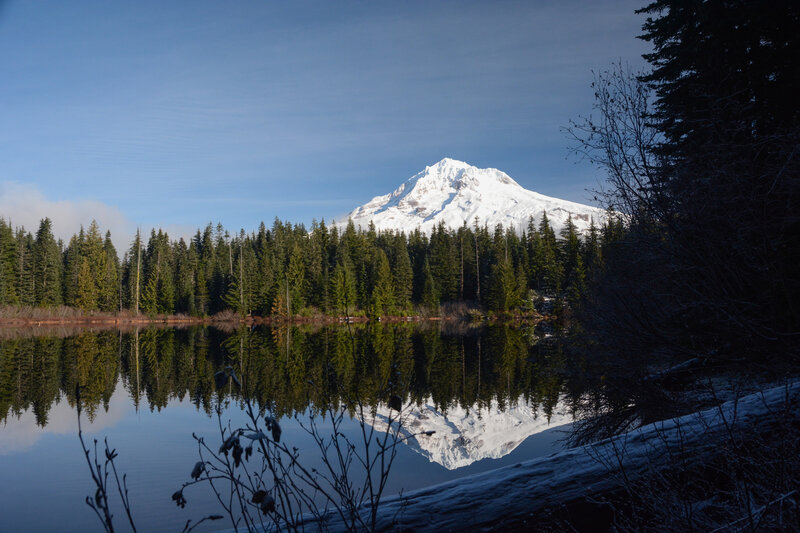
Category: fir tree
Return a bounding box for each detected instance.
[0,219,18,305]
[99,231,119,312]
[331,257,357,315]
[75,257,98,310]
[390,233,413,312]
[15,228,35,307]
[420,257,438,312]
[286,243,306,313]
[428,222,458,301]
[370,249,394,317]
[534,212,562,295]
[560,216,587,304]
[33,218,63,307]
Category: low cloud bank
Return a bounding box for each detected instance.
[0,181,134,246]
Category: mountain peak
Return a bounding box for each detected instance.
[428,157,470,170]
[337,159,602,235]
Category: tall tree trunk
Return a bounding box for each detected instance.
[474,233,480,301]
[239,241,244,311]
[135,229,141,316]
[460,235,464,300]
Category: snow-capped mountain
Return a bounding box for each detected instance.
[336,158,603,235]
[366,397,573,470]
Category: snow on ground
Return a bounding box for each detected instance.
[309,381,800,531]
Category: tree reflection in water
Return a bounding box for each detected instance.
[0,323,570,431]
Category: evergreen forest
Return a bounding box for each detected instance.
[0,214,616,318]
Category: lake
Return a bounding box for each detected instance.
[0,323,573,532]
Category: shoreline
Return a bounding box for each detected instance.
[0,310,549,329]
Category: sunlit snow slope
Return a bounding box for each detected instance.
[336,158,603,235]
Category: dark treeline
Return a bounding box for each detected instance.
[0,324,568,428]
[0,213,617,317]
[566,0,800,438]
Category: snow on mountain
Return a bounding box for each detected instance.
[366,396,573,470]
[336,158,604,235]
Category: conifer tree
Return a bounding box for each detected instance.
[286,243,306,313]
[252,222,274,316]
[407,228,428,304]
[0,219,18,305]
[488,248,521,312]
[390,233,413,312]
[15,228,35,307]
[560,216,586,303]
[534,212,562,295]
[62,231,82,307]
[33,218,63,307]
[76,257,98,310]
[583,219,602,277]
[420,257,439,311]
[223,234,254,314]
[370,249,394,317]
[429,222,458,301]
[195,225,215,315]
[99,231,119,312]
[174,239,196,314]
[141,270,159,316]
[331,257,357,315]
[126,229,143,314]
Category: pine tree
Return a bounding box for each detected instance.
[122,229,143,314]
[488,249,521,312]
[76,257,98,310]
[429,222,458,301]
[370,249,394,317]
[286,243,306,313]
[62,230,83,307]
[140,230,166,315]
[252,222,273,316]
[78,221,107,311]
[535,212,562,295]
[583,219,602,277]
[174,239,197,314]
[560,216,586,304]
[331,257,357,315]
[223,235,252,314]
[15,228,35,307]
[99,231,119,312]
[0,219,18,305]
[420,257,439,312]
[195,224,215,316]
[305,220,327,310]
[141,270,159,316]
[33,218,63,307]
[390,234,413,312]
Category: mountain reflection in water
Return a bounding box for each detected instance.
[0,323,576,532]
[369,395,573,470]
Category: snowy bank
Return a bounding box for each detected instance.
[308,381,799,531]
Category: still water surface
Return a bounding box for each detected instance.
[0,324,572,532]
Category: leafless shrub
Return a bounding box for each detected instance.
[77,385,138,533]
[580,383,800,532]
[0,305,84,319]
[210,309,241,323]
[174,365,427,532]
[438,301,476,320]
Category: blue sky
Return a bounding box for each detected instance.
[0,0,649,244]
